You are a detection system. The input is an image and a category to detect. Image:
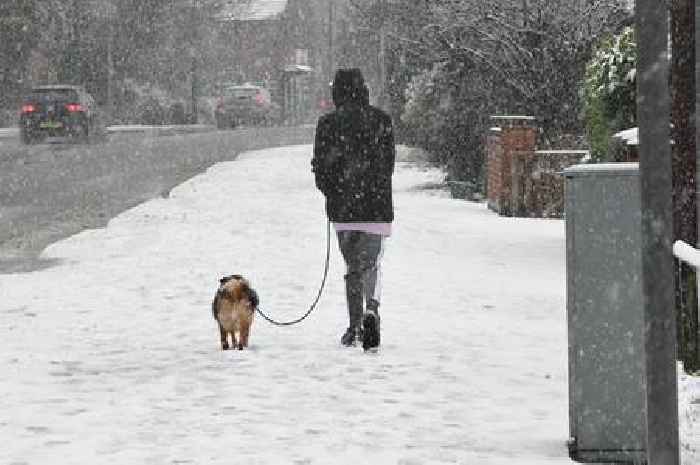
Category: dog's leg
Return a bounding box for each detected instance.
[218,323,230,350]
[231,327,241,350]
[236,330,244,350]
[239,321,250,349]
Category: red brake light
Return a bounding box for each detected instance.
[65,103,84,112]
[21,104,36,114]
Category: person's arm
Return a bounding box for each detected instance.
[378,113,396,178]
[312,117,332,195]
[312,116,343,196]
[248,287,259,309]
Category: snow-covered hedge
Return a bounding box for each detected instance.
[583,26,637,161]
[400,64,486,195]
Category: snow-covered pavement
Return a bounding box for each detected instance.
[1,145,697,464]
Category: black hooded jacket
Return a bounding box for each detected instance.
[312,69,395,223]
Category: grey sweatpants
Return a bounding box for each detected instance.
[336,231,385,329]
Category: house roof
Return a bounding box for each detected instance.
[216,0,288,21]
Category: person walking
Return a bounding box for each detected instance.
[311,68,395,351]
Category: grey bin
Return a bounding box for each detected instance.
[564,163,646,464]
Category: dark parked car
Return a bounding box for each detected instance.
[19,84,103,144]
[215,83,280,129]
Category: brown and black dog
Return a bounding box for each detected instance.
[212,275,258,350]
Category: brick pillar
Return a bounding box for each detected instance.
[486,116,537,215]
[486,127,503,212]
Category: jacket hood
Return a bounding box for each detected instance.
[332,68,369,107]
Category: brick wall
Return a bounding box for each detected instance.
[486,128,504,212]
[486,116,537,215]
[486,115,588,217]
[511,150,589,217]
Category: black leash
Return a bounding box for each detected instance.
[255,219,331,326]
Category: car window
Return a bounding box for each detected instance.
[28,89,79,102]
[223,87,259,99]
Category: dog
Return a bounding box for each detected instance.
[212,274,259,350]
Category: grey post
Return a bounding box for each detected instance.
[636,2,680,464]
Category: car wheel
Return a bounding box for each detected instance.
[74,119,89,143]
[20,128,34,145]
[90,124,106,144]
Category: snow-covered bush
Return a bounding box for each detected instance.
[401,64,487,195]
[138,98,167,125]
[168,102,187,125]
[401,66,444,155]
[583,26,637,161]
[114,79,193,125]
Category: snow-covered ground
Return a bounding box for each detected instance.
[0,145,697,464]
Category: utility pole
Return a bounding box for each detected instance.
[378,0,387,109]
[107,19,113,120]
[98,1,117,121]
[191,0,198,123]
[328,0,334,81]
[636,1,680,464]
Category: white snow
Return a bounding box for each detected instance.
[564,162,638,174]
[612,127,639,146]
[534,150,590,155]
[674,240,700,270]
[215,0,288,22]
[0,144,697,464]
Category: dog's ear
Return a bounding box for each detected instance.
[247,287,259,309]
[219,274,243,286]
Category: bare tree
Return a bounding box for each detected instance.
[343,0,630,185]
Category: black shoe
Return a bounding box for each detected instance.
[362,310,380,351]
[340,326,362,347]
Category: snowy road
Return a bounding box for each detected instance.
[0,145,697,464]
[0,126,314,273]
